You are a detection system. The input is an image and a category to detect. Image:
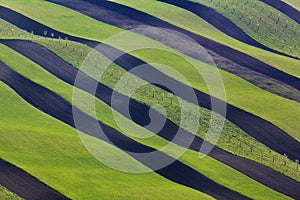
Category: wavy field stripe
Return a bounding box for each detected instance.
[46,0,300,91]
[0,7,299,162]
[64,0,286,57]
[284,0,300,11]
[0,158,69,200]
[157,0,291,57]
[0,1,299,199]
[167,0,300,58]
[1,4,298,141]
[2,39,300,198]
[260,0,300,24]
[107,0,300,78]
[0,61,217,200]
[46,0,300,102]
[0,61,251,200]
[3,40,295,200]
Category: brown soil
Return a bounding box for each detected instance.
[0,158,69,200]
[1,40,299,199]
[0,61,250,200]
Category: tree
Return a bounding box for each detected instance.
[256,23,260,32]
[151,88,155,98]
[65,37,68,47]
[168,93,174,105]
[249,142,253,153]
[259,147,263,162]
[283,153,288,166]
[161,93,164,101]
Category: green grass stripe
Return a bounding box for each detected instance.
[37,37,300,181]
[1,0,300,78]
[190,0,300,58]
[0,81,215,200]
[1,0,299,142]
[0,42,292,199]
[110,0,300,78]
[0,185,23,200]
[1,15,299,180]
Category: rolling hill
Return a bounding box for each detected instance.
[0,0,299,199]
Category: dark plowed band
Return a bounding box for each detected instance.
[0,61,250,200]
[2,39,299,199]
[260,0,300,24]
[0,6,299,161]
[0,158,69,200]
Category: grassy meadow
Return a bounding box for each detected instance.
[0,0,299,199]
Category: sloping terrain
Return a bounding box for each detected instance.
[109,0,300,78]
[0,185,22,200]
[1,41,294,200]
[0,61,251,200]
[1,5,300,162]
[2,39,299,199]
[44,0,300,104]
[0,0,299,199]
[0,158,69,200]
[47,0,300,91]
[182,0,300,58]
[260,0,300,24]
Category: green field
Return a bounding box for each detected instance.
[1,17,299,181]
[190,0,300,57]
[1,0,299,143]
[0,0,299,199]
[0,37,293,199]
[0,186,22,200]
[1,0,300,78]
[0,80,218,200]
[110,0,300,78]
[39,38,300,180]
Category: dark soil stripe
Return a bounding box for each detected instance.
[90,0,287,57]
[0,6,299,162]
[0,158,69,200]
[2,40,300,199]
[260,0,300,24]
[207,49,300,102]
[157,0,299,58]
[54,0,298,60]
[0,61,250,200]
[46,0,300,91]
[54,0,265,48]
[78,0,300,102]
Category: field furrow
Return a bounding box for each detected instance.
[2,39,299,198]
[0,61,251,200]
[0,158,69,200]
[260,0,300,24]
[47,0,300,91]
[0,5,299,163]
[0,1,299,199]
